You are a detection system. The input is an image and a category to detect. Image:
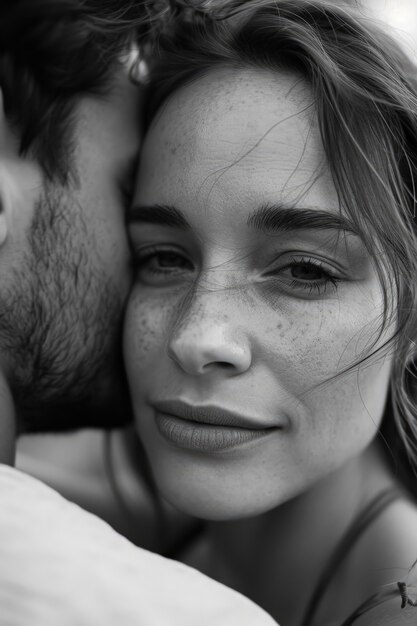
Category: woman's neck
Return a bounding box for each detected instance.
[198,444,395,626]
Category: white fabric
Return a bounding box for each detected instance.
[0,464,278,626]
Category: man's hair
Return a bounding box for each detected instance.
[0,0,148,183]
[145,0,417,490]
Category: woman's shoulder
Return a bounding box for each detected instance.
[349,592,417,625]
[342,496,417,626]
[344,552,417,626]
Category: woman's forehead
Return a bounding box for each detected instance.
[148,66,317,156]
[139,66,338,216]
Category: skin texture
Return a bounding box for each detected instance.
[0,65,141,436]
[125,67,394,522]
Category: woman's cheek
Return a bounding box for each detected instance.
[287,296,391,427]
[309,289,385,364]
[124,289,178,377]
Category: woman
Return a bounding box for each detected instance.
[124,1,417,624]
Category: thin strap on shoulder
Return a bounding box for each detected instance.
[338,585,399,626]
[300,487,402,626]
[339,580,417,625]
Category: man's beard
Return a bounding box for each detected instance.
[0,180,132,432]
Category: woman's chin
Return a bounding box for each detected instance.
[150,462,290,521]
[140,432,300,520]
[158,483,273,521]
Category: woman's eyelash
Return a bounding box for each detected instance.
[132,247,342,297]
[131,246,193,279]
[288,277,339,295]
[268,256,341,295]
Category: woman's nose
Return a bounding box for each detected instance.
[167,294,252,376]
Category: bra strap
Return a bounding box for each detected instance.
[300,486,402,626]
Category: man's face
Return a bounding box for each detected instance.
[2,65,141,431]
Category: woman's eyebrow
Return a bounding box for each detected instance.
[128,204,191,229]
[247,204,358,235]
[129,203,358,235]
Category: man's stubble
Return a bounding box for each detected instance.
[1,178,132,432]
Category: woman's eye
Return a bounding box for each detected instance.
[266,256,341,296]
[288,263,325,281]
[150,251,188,269]
[133,248,194,285]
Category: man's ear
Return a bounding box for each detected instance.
[0,87,38,251]
[0,88,42,249]
[0,169,11,249]
[0,90,10,248]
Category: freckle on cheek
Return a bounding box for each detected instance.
[127,297,175,358]
[131,316,156,356]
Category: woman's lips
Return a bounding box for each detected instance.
[152,400,281,453]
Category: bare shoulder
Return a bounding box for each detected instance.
[346,497,417,626]
[352,595,417,626]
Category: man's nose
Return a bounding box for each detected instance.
[167,291,252,377]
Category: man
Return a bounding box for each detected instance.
[0,2,278,624]
[0,0,141,441]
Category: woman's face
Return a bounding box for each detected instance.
[125,68,393,520]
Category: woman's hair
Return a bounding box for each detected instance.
[145,0,417,490]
